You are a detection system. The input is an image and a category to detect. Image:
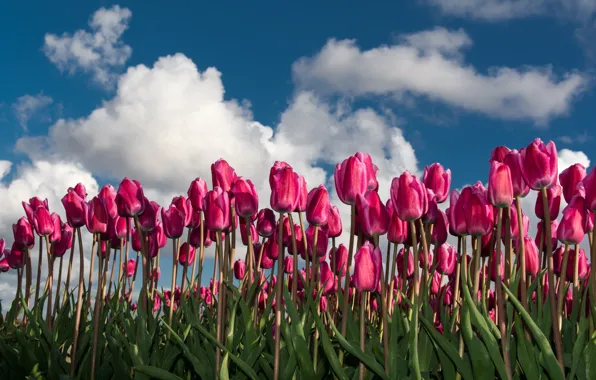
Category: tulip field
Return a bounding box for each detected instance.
[2,138,596,379]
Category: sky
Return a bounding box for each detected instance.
[0,0,595,303]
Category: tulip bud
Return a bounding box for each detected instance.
[330,244,348,276]
[204,187,231,232]
[211,159,237,193]
[256,208,276,237]
[162,205,185,239]
[568,248,589,280]
[240,220,258,246]
[582,168,596,211]
[53,223,73,257]
[517,236,539,277]
[32,206,54,236]
[536,220,559,253]
[326,205,342,238]
[386,199,408,244]
[535,184,561,221]
[436,244,457,276]
[269,161,300,213]
[22,197,49,226]
[463,182,494,236]
[179,243,196,266]
[352,241,382,291]
[448,189,467,236]
[172,196,193,227]
[557,194,588,245]
[284,256,293,274]
[124,259,136,277]
[422,189,439,224]
[137,199,160,232]
[356,190,389,236]
[560,164,587,203]
[390,171,428,221]
[319,261,336,295]
[306,225,328,258]
[86,197,109,234]
[488,161,514,207]
[334,155,368,205]
[423,163,451,203]
[431,210,448,246]
[232,177,259,218]
[131,228,142,252]
[13,217,34,247]
[503,150,530,198]
[115,178,146,217]
[62,189,88,228]
[294,174,308,212]
[490,146,511,163]
[521,138,558,190]
[187,178,209,211]
[98,184,118,218]
[487,250,505,281]
[7,242,24,269]
[355,152,379,192]
[506,203,529,240]
[396,248,414,279]
[306,185,330,226]
[320,296,328,312]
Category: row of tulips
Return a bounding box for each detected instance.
[1,138,596,379]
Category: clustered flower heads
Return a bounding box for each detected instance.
[1,138,595,379]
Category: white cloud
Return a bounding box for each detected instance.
[42,5,132,88]
[12,93,54,132]
[558,131,592,145]
[426,0,596,22]
[292,28,587,124]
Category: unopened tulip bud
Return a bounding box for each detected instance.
[115,178,145,217]
[306,185,330,226]
[390,171,428,221]
[232,177,259,218]
[352,241,382,292]
[521,138,558,190]
[423,163,451,203]
[269,161,300,213]
[560,164,587,203]
[503,150,530,198]
[179,242,196,266]
[535,184,561,221]
[204,187,231,232]
[356,190,389,236]
[334,155,368,205]
[488,161,514,207]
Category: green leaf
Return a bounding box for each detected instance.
[160,320,209,379]
[584,336,596,380]
[568,317,588,380]
[514,313,539,380]
[133,365,184,380]
[281,285,316,378]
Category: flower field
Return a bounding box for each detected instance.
[1,138,595,379]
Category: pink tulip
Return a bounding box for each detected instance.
[352,241,382,292]
[162,205,185,239]
[487,250,505,281]
[62,189,88,228]
[422,163,451,203]
[269,161,300,213]
[6,242,24,269]
[390,171,428,221]
[583,168,596,211]
[86,197,109,234]
[535,183,562,221]
[490,146,511,163]
[234,259,246,280]
[397,248,414,279]
[32,206,54,236]
[431,210,448,246]
[240,220,258,246]
[521,138,558,190]
[284,256,293,274]
[557,194,588,245]
[536,220,559,253]
[326,205,342,238]
[560,164,587,203]
[294,174,308,212]
[187,178,209,211]
[386,199,408,244]
[330,244,348,276]
[98,184,118,218]
[503,150,530,198]
[567,248,589,280]
[436,244,457,276]
[171,196,193,227]
[211,159,237,193]
[319,261,336,295]
[517,236,539,277]
[488,161,514,207]
[13,217,34,247]
[355,152,379,192]
[356,190,389,236]
[422,189,439,224]
[179,243,196,266]
[22,197,49,226]
[306,185,330,226]
[448,189,467,236]
[320,296,328,312]
[232,177,259,218]
[256,208,276,237]
[334,155,368,205]
[115,178,146,217]
[124,259,136,277]
[431,271,441,295]
[506,203,529,240]
[463,182,494,236]
[53,223,73,257]
[204,187,231,232]
[137,199,160,232]
[306,225,328,258]
[0,257,9,272]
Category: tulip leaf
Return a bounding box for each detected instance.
[281,285,316,378]
[160,320,210,379]
[568,316,588,380]
[514,312,539,380]
[133,365,184,380]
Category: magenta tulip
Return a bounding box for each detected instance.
[179,242,196,266]
[387,199,408,244]
[330,244,348,276]
[204,187,231,232]
[13,217,34,247]
[463,182,494,236]
[352,241,382,291]
[269,161,300,213]
[560,164,587,203]
[557,194,588,245]
[356,190,389,236]
[436,244,457,276]
[535,183,561,221]
[294,174,308,212]
[503,150,530,198]
[334,155,368,205]
[62,189,88,228]
[86,197,109,234]
[326,205,342,238]
[488,161,513,207]
[490,146,511,163]
[162,205,185,239]
[32,206,54,236]
[211,159,237,193]
[98,184,118,218]
[256,208,276,237]
[521,138,558,190]
[188,178,209,211]
[306,185,330,226]
[390,171,428,221]
[582,168,596,211]
[115,178,145,217]
[232,177,259,218]
[423,163,451,203]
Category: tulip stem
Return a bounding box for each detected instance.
[107,248,117,299]
[24,246,32,324]
[591,214,596,325]
[62,233,76,309]
[90,234,104,380]
[288,213,299,306]
[514,199,529,315]
[541,187,565,370]
[408,220,422,380]
[168,237,179,333]
[312,225,320,372]
[379,237,390,375]
[273,213,285,380]
[214,231,225,379]
[495,208,512,380]
[298,212,309,286]
[34,236,43,309]
[53,256,64,319]
[70,228,85,376]
[244,218,254,298]
[87,238,96,309]
[339,204,356,366]
[359,290,366,380]
[556,244,570,331]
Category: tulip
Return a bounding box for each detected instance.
[319,261,336,295]
[423,163,451,203]
[567,248,589,280]
[232,177,259,218]
[488,250,505,281]
[172,196,193,227]
[490,146,511,163]
[431,210,448,245]
[115,178,146,217]
[62,189,88,228]
[536,220,559,253]
[232,260,245,281]
[521,138,558,190]
[6,242,24,269]
[131,228,142,252]
[396,248,415,279]
[560,164,587,203]
[503,150,530,198]
[352,241,382,291]
[86,197,108,234]
[0,257,9,272]
[179,243,196,266]
[306,226,328,258]
[422,189,439,224]
[584,168,596,211]
[557,194,588,245]
[162,205,185,239]
[390,171,428,221]
[124,259,136,277]
[436,244,457,276]
[330,244,348,276]
[294,174,308,212]
[448,189,468,236]
[431,271,441,295]
[204,187,231,232]
[264,237,279,261]
[53,224,74,257]
[240,221,258,246]
[354,152,379,191]
[535,184,562,221]
[326,205,342,238]
[386,199,408,244]
[32,206,54,236]
[356,191,389,236]
[137,199,160,232]
[334,155,368,205]
[488,161,514,207]
[284,256,293,274]
[256,208,276,237]
[211,159,237,193]
[13,217,34,247]
[98,184,118,218]
[306,185,330,226]
[269,161,300,213]
[516,236,539,277]
[22,197,49,226]
[506,203,529,240]
[320,296,328,312]
[188,178,209,211]
[463,182,493,236]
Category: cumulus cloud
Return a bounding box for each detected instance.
[426,0,596,22]
[292,28,587,124]
[42,5,132,88]
[12,93,54,132]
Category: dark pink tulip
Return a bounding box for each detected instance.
[419,251,433,270]
[71,183,87,199]
[154,221,167,248]
[480,230,494,258]
[422,189,439,224]
[387,199,408,244]
[535,183,561,221]
[448,189,467,236]
[115,178,145,217]
[232,177,259,218]
[355,152,379,192]
[152,295,161,313]
[48,213,62,243]
[131,228,142,252]
[0,240,5,257]
[506,203,529,240]
[536,220,559,253]
[256,208,276,237]
[124,259,136,277]
[320,296,328,312]
[553,246,566,276]
[488,250,505,281]
[352,241,382,292]
[319,261,336,295]
[162,205,185,239]
[189,224,209,248]
[436,244,457,276]
[179,243,196,266]
[211,159,237,193]
[463,182,494,236]
[490,146,511,163]
[326,205,342,238]
[334,155,368,205]
[53,223,73,257]
[172,196,192,227]
[488,161,513,207]
[306,225,328,258]
[151,267,161,281]
[397,248,414,279]
[7,242,24,269]
[560,164,587,203]
[294,174,308,212]
[112,216,129,239]
[188,178,209,211]
[330,244,348,276]
[521,138,558,190]
[583,168,596,211]
[145,232,159,258]
[441,285,453,306]
[13,217,34,247]
[98,184,118,218]
[390,171,428,221]
[204,187,231,232]
[517,236,539,277]
[240,220,258,246]
[264,237,279,261]
[269,161,300,213]
[423,163,451,203]
[137,199,160,232]
[284,256,293,274]
[567,248,589,280]
[32,206,54,236]
[0,257,9,272]
[431,209,448,245]
[557,194,587,245]
[431,271,441,295]
[356,191,389,236]
[234,259,246,280]
[22,197,49,226]
[306,185,330,226]
[62,189,88,228]
[503,150,530,198]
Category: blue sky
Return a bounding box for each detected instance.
[0,0,595,299]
